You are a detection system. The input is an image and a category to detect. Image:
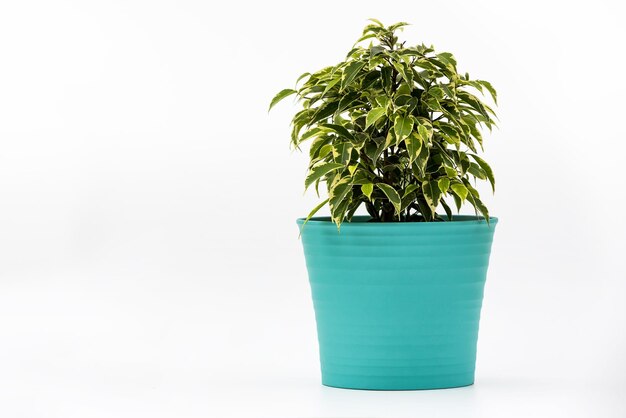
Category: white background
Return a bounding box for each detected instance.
[1,0,625,417]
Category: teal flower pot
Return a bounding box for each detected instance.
[297,215,498,390]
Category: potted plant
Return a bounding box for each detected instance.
[270,19,499,390]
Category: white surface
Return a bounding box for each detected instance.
[1,0,625,417]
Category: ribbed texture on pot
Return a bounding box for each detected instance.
[298,215,497,390]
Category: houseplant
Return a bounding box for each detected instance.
[270,20,499,390]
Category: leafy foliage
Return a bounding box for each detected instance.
[270,20,498,227]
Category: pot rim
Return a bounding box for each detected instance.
[297,215,498,227]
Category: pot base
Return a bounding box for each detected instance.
[322,374,474,391]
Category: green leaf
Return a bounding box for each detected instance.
[450,183,469,201]
[458,91,489,118]
[341,61,366,91]
[368,132,394,163]
[434,142,456,167]
[424,96,443,111]
[321,76,341,97]
[452,191,462,212]
[268,89,296,112]
[393,61,413,86]
[367,18,385,27]
[405,132,422,163]
[365,107,387,128]
[477,80,498,104]
[309,135,329,159]
[375,96,390,108]
[441,83,456,99]
[404,184,420,196]
[354,32,377,44]
[469,195,489,222]
[329,178,353,225]
[300,198,329,231]
[321,123,355,141]
[381,67,392,92]
[309,101,339,125]
[428,86,444,100]
[329,177,353,206]
[362,24,384,34]
[436,122,461,145]
[394,94,412,107]
[438,178,450,194]
[376,183,401,215]
[352,169,373,185]
[394,115,413,142]
[305,162,344,190]
[416,196,434,221]
[346,47,365,59]
[363,137,381,162]
[332,142,353,164]
[414,58,439,72]
[463,180,489,221]
[361,183,374,200]
[412,143,430,180]
[370,45,386,57]
[350,132,368,150]
[417,124,432,144]
[468,163,486,180]
[317,144,333,160]
[440,198,453,220]
[470,154,496,192]
[436,52,457,69]
[389,22,410,31]
[299,127,324,143]
[401,184,419,211]
[396,82,411,96]
[295,72,311,87]
[445,166,457,177]
[336,91,361,113]
[422,181,441,213]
